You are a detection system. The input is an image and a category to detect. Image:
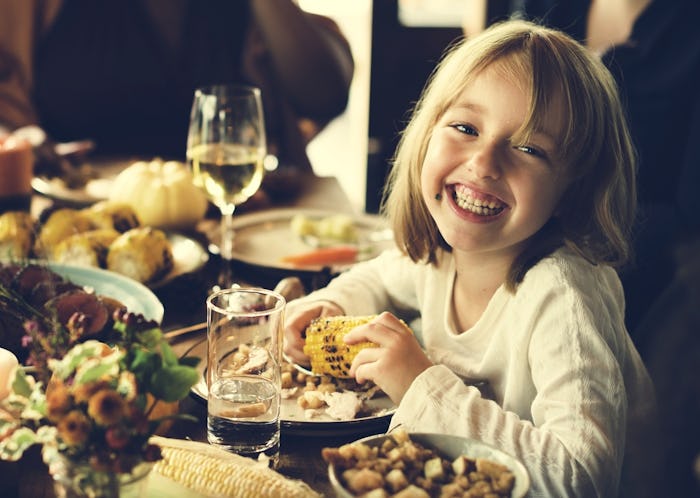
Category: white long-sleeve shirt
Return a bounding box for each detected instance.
[295,247,655,497]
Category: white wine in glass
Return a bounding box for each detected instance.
[187,85,266,290]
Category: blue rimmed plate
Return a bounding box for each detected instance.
[48,262,164,323]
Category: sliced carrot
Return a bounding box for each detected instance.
[281,245,359,267]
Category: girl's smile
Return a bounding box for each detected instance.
[449,183,508,220]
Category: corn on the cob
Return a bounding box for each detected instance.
[303,315,377,378]
[50,228,120,267]
[34,208,93,257]
[0,211,34,259]
[84,200,141,233]
[151,436,321,498]
[106,226,174,283]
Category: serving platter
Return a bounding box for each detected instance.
[48,262,164,322]
[186,337,395,437]
[31,156,137,206]
[149,233,209,289]
[210,208,394,274]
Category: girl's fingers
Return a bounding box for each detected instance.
[349,346,381,383]
[283,300,345,364]
[344,312,410,345]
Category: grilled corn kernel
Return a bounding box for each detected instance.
[51,229,120,267]
[302,315,377,378]
[106,226,173,283]
[84,200,141,232]
[34,208,93,257]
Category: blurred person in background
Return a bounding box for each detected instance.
[0,0,354,176]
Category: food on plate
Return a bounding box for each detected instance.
[323,430,517,498]
[281,245,359,267]
[152,436,321,498]
[280,357,383,421]
[33,208,93,257]
[83,200,141,232]
[290,213,358,244]
[0,211,34,259]
[52,228,120,268]
[302,315,378,378]
[0,262,131,363]
[109,158,208,230]
[0,202,176,284]
[107,227,174,284]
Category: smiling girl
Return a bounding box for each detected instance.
[284,20,655,497]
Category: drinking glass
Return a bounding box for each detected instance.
[187,85,266,290]
[206,287,285,465]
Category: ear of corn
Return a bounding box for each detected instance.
[106,226,174,284]
[303,315,378,378]
[151,436,321,498]
[0,211,34,259]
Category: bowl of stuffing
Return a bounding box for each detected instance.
[323,429,530,498]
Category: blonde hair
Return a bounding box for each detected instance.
[381,20,637,290]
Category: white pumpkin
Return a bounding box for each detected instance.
[109,159,208,230]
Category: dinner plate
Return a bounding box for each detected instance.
[212,208,394,273]
[31,156,136,206]
[149,233,209,289]
[48,262,164,322]
[186,337,395,437]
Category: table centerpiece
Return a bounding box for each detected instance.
[0,273,200,497]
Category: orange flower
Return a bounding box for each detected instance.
[87,389,126,426]
[45,379,72,422]
[57,410,91,447]
[72,380,110,405]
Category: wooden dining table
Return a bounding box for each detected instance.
[1,172,391,497]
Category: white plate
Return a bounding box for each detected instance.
[48,262,164,323]
[31,157,136,206]
[186,338,395,437]
[217,208,394,273]
[149,233,209,289]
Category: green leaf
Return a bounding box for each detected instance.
[129,349,160,376]
[138,327,163,349]
[159,342,178,367]
[11,368,33,397]
[76,362,116,384]
[149,366,200,402]
[0,427,39,461]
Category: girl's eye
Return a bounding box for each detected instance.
[451,123,478,136]
[514,144,546,159]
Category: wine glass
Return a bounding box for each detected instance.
[187,84,266,291]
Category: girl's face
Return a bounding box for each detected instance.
[421,63,569,264]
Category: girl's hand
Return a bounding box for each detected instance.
[345,312,432,403]
[283,299,344,365]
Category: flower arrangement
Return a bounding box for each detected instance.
[0,268,200,495]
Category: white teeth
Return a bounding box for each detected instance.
[454,191,504,216]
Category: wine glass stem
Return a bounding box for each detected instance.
[218,206,235,289]
[220,206,235,260]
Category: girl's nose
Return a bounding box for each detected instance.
[467,143,502,180]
